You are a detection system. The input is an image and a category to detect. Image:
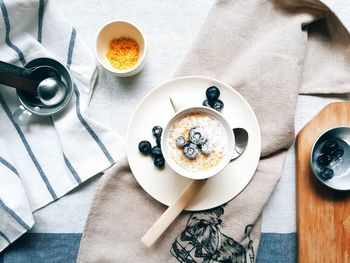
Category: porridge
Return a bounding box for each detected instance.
[166,112,228,172]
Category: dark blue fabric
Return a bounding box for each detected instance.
[0,232,296,262]
[256,233,297,263]
[1,233,81,263]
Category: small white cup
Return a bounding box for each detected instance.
[161,106,235,180]
[95,21,147,77]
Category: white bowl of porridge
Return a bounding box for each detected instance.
[161,106,235,180]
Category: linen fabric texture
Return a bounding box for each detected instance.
[0,0,125,252]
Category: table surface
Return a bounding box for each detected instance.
[2,0,349,262]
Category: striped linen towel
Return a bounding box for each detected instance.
[0,0,125,252]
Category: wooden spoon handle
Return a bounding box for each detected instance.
[141,179,206,247]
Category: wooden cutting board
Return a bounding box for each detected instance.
[296,102,350,263]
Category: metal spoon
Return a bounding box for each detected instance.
[141,127,249,247]
[33,66,67,106]
[37,77,66,106]
[0,61,66,106]
[231,128,249,161]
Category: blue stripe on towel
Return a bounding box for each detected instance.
[256,233,296,263]
[37,0,45,43]
[0,0,26,65]
[0,95,57,200]
[66,26,115,165]
[74,86,115,165]
[67,28,76,69]
[0,231,10,244]
[0,199,30,231]
[1,233,81,263]
[0,157,18,177]
[63,154,82,184]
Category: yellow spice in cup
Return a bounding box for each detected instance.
[106,38,139,70]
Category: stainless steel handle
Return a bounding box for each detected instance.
[13,105,32,126]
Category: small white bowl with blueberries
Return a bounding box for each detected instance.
[138,86,225,171]
[311,127,350,191]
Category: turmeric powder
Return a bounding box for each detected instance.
[106,38,139,70]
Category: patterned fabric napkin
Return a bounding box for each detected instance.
[78,0,350,262]
[0,0,125,252]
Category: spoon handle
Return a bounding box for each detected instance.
[141,179,206,247]
[0,61,37,93]
[0,61,33,78]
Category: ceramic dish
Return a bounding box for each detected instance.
[161,106,235,180]
[311,126,350,191]
[127,76,261,211]
[95,20,147,77]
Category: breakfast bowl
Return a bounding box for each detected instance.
[95,20,147,77]
[310,126,350,191]
[161,106,235,180]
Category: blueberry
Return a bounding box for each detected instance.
[154,157,165,168]
[189,127,207,145]
[331,146,344,159]
[183,143,199,159]
[318,167,334,180]
[156,137,161,146]
[206,86,220,101]
[202,99,212,107]
[138,140,152,155]
[176,136,187,148]
[200,143,211,155]
[152,126,163,138]
[322,140,338,154]
[212,100,224,112]
[151,146,163,158]
[317,153,332,166]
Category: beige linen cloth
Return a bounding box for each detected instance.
[78,0,350,262]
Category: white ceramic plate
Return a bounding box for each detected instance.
[127,76,261,211]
